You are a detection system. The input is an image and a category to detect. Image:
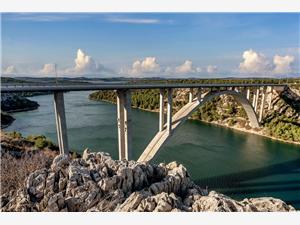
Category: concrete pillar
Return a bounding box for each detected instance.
[159,89,165,132]
[124,90,132,160]
[54,91,69,155]
[246,88,250,100]
[117,89,132,160]
[268,86,273,110]
[189,88,193,103]
[254,88,260,112]
[252,88,256,107]
[259,87,266,122]
[197,88,202,102]
[117,90,125,160]
[167,88,173,134]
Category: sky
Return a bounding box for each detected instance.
[1,13,300,78]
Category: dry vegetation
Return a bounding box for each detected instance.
[0,131,82,197]
[1,151,56,195]
[0,131,58,196]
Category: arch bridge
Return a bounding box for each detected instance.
[1,83,285,162]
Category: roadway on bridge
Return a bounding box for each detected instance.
[1,83,285,93]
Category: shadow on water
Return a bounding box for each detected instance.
[195,158,300,188]
[195,158,300,207]
[287,200,300,206]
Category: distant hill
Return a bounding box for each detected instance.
[1,76,299,86]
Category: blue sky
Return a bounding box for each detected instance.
[1,13,299,78]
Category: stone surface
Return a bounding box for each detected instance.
[1,151,296,212]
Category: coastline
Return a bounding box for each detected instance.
[91,98,300,146]
[1,123,13,129]
[1,107,39,129]
[4,106,39,113]
[196,119,300,146]
[1,113,15,129]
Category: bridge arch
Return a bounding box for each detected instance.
[190,90,259,128]
[138,89,259,162]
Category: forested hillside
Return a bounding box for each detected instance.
[89,79,300,143]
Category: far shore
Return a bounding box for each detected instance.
[196,120,300,146]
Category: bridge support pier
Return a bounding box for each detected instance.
[252,88,256,108]
[54,91,69,155]
[197,88,202,102]
[254,88,260,112]
[159,89,165,132]
[167,88,173,134]
[246,88,250,100]
[117,89,132,160]
[259,87,266,122]
[189,88,193,103]
[268,86,273,110]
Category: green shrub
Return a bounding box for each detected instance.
[228,119,236,127]
[26,135,56,149]
[7,131,22,139]
[34,137,48,149]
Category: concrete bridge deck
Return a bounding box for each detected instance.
[1,82,286,162]
[1,83,284,93]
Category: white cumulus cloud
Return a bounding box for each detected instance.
[128,57,161,75]
[64,49,110,76]
[3,65,17,75]
[175,60,194,74]
[273,55,295,74]
[40,63,56,75]
[174,60,215,75]
[239,49,296,75]
[207,65,218,73]
[74,49,98,73]
[239,49,270,73]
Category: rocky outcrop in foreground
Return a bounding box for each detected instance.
[1,149,295,212]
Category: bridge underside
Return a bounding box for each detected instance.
[4,83,277,161]
[138,89,260,162]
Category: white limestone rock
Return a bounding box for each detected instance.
[1,151,296,212]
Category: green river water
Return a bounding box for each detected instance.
[5,91,300,209]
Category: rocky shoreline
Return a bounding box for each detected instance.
[0,149,296,212]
